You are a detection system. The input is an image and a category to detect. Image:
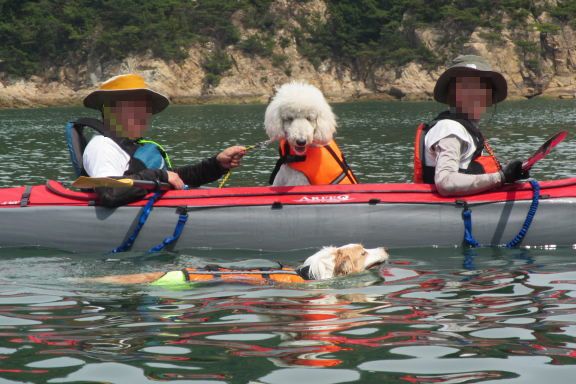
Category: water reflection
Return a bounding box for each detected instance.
[1,247,576,382]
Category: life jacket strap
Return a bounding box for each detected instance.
[136,139,173,169]
[323,143,358,184]
[269,140,307,184]
[184,269,300,275]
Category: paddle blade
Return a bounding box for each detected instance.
[72,176,136,189]
[522,131,568,171]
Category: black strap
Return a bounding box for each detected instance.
[20,186,32,207]
[433,111,484,159]
[324,144,358,184]
[72,118,107,135]
[269,141,306,184]
[71,118,141,157]
[269,157,286,185]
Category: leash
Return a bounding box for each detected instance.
[218,140,270,188]
[460,179,541,248]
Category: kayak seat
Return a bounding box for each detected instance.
[65,118,107,177]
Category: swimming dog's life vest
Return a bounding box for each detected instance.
[413,111,501,184]
[65,118,171,177]
[269,139,359,185]
[182,266,306,284]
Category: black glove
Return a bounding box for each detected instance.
[501,160,530,183]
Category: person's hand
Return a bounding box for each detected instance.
[501,160,530,183]
[216,145,246,169]
[167,171,186,190]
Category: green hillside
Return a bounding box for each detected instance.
[1,0,575,80]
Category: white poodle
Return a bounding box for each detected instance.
[265,82,357,186]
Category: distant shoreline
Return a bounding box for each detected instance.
[1,92,572,111]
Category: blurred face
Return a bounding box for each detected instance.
[451,76,493,121]
[104,96,152,138]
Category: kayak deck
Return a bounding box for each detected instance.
[0,179,575,252]
[2,178,576,207]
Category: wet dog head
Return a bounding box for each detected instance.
[298,244,389,280]
[264,82,336,156]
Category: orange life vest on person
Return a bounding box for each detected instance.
[413,111,501,184]
[269,139,359,185]
[182,267,306,284]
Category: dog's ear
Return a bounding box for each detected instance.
[264,96,284,141]
[313,104,337,144]
[333,246,364,277]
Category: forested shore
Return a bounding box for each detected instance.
[1,0,575,108]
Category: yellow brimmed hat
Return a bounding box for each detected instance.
[83,74,170,114]
[434,55,508,104]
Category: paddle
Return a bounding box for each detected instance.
[72,176,171,190]
[522,131,568,172]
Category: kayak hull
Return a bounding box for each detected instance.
[1,180,575,252]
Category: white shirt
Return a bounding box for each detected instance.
[83,135,130,177]
[424,119,476,169]
[423,119,503,196]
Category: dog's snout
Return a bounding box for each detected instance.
[296,139,307,146]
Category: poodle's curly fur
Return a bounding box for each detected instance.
[265,82,338,186]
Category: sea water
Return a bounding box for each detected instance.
[0,100,576,383]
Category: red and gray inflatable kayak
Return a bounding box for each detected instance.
[0,179,575,252]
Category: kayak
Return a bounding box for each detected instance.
[0,179,575,252]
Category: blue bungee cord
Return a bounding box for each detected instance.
[147,207,189,253]
[504,180,540,248]
[112,184,190,253]
[462,179,541,248]
[112,191,163,253]
[461,205,480,248]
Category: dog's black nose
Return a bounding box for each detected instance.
[296,139,307,146]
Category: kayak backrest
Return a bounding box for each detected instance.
[65,118,108,177]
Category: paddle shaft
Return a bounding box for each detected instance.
[72,176,171,190]
[122,179,172,190]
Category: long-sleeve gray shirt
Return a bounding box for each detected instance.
[433,135,503,196]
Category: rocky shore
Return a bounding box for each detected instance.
[1,1,575,109]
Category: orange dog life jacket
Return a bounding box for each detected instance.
[270,139,359,185]
[182,267,306,284]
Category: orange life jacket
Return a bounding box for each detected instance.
[182,267,306,284]
[269,139,358,185]
[413,111,501,184]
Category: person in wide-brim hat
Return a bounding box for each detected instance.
[413,54,529,197]
[83,73,169,114]
[78,72,246,208]
[433,54,507,104]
